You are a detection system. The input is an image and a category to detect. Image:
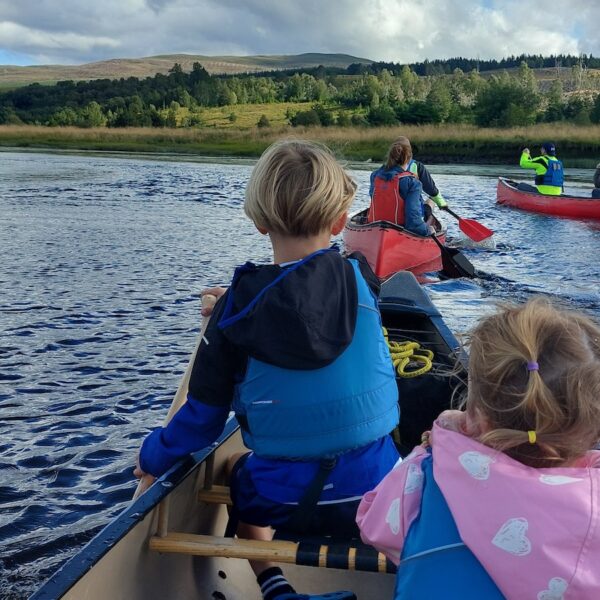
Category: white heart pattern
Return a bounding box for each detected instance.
[459,451,494,480]
[404,463,424,495]
[539,474,583,486]
[537,577,568,600]
[385,498,401,535]
[492,517,531,556]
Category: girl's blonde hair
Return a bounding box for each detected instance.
[244,139,357,237]
[385,137,413,170]
[467,297,600,467]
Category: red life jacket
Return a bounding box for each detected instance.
[367,171,414,225]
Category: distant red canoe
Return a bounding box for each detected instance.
[343,210,446,279]
[496,178,600,219]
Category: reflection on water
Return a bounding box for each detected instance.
[0,151,599,597]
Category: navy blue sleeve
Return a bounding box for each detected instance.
[400,177,429,236]
[139,398,229,476]
[416,161,439,197]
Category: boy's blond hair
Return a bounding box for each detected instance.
[244,139,357,237]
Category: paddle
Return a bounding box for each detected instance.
[441,206,493,242]
[431,234,476,279]
[133,293,217,500]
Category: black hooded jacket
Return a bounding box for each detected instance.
[188,249,380,408]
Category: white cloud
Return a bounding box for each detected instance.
[0,0,597,65]
[0,22,120,56]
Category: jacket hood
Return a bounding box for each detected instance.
[432,422,600,599]
[217,247,371,370]
[373,165,407,182]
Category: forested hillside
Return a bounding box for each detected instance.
[1,54,599,129]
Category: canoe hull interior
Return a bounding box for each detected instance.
[343,211,446,279]
[496,177,600,219]
[32,272,464,600]
[53,429,394,600]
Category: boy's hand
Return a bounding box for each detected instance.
[200,288,225,317]
[133,454,156,496]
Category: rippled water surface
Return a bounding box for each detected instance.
[1,151,599,598]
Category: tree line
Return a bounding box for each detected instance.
[0,57,599,129]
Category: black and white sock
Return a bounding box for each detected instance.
[257,566,295,600]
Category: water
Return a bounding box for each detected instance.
[1,150,599,598]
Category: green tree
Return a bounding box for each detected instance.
[47,107,78,126]
[78,101,106,127]
[545,79,564,122]
[474,75,540,126]
[290,109,321,127]
[425,80,452,122]
[257,114,271,128]
[367,103,398,126]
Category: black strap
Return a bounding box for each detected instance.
[285,457,337,533]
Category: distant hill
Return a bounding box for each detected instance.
[0,53,373,88]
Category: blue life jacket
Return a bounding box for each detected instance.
[535,157,564,188]
[231,258,399,459]
[395,452,502,599]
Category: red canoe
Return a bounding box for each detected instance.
[496,177,600,219]
[343,210,446,279]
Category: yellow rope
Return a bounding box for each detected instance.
[383,327,434,378]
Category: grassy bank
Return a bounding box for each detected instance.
[1,124,599,166]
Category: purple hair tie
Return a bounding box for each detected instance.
[526,361,539,371]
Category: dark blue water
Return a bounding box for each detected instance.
[1,150,599,598]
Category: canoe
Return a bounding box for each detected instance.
[496,177,600,219]
[31,271,465,600]
[343,209,447,279]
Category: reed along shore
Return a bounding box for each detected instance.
[1,124,599,166]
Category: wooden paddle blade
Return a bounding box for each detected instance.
[458,218,494,242]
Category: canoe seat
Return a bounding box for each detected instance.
[197,484,232,506]
[149,532,396,574]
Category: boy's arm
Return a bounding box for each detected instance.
[138,293,241,477]
[356,447,427,565]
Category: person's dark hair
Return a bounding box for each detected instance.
[385,137,413,169]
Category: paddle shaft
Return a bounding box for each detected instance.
[441,206,461,220]
[133,294,217,500]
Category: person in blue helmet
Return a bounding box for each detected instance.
[518,142,564,195]
[135,139,400,600]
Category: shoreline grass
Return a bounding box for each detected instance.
[1,124,599,166]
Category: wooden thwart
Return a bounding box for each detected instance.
[197,484,232,506]
[149,533,396,574]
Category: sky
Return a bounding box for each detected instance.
[0,0,598,66]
